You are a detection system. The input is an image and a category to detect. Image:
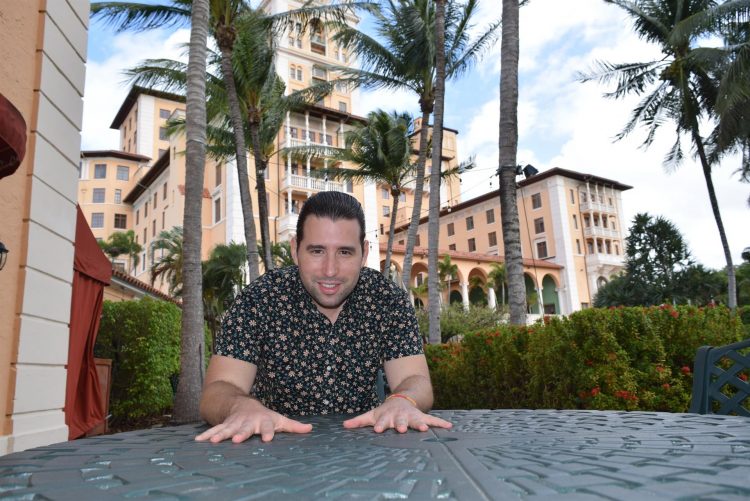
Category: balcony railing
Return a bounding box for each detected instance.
[281,174,349,193]
[586,252,625,268]
[580,201,615,213]
[583,226,619,239]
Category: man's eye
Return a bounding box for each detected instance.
[339,250,352,256]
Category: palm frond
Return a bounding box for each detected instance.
[90,1,191,32]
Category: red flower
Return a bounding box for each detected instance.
[681,366,691,375]
[591,387,600,397]
[656,366,665,373]
[670,310,679,318]
[585,359,593,366]
[740,374,748,382]
[662,383,671,390]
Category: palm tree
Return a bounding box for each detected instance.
[179,0,209,423]
[487,262,507,308]
[579,0,737,309]
[330,0,499,293]
[497,0,525,325]
[203,242,247,348]
[426,0,447,344]
[98,230,143,272]
[437,254,458,304]
[151,226,185,296]
[92,0,364,277]
[308,109,413,278]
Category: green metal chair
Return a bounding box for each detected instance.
[689,337,750,416]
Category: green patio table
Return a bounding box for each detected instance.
[1,409,749,499]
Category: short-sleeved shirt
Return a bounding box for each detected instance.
[215,265,423,415]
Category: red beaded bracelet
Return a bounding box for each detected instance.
[385,393,418,407]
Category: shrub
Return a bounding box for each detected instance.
[96,298,182,422]
[427,305,745,413]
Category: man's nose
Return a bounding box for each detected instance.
[323,254,338,276]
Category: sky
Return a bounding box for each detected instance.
[82,0,749,270]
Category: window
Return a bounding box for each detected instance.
[91,212,104,228]
[153,192,157,209]
[296,66,302,80]
[448,243,456,251]
[312,66,327,83]
[290,127,298,139]
[573,214,578,229]
[152,219,156,237]
[398,240,404,246]
[143,228,147,244]
[615,243,620,255]
[570,189,575,204]
[92,188,105,203]
[587,241,594,254]
[486,209,495,224]
[160,108,170,119]
[466,216,474,231]
[468,238,476,252]
[162,211,165,229]
[163,182,167,200]
[290,65,303,81]
[159,127,168,141]
[116,165,129,181]
[609,197,613,206]
[382,205,390,217]
[339,101,347,112]
[114,213,127,229]
[602,217,608,228]
[144,201,148,217]
[576,239,582,254]
[488,231,497,247]
[447,222,455,236]
[611,220,616,230]
[534,217,545,234]
[325,134,333,145]
[94,164,107,179]
[114,189,122,204]
[415,234,421,247]
[214,197,222,223]
[536,241,548,258]
[379,224,384,235]
[531,193,542,209]
[381,188,389,199]
[141,252,146,272]
[136,209,140,225]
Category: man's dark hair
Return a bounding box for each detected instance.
[296,191,366,250]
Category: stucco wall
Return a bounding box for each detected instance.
[0,0,89,455]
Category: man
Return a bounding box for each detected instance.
[196,191,451,443]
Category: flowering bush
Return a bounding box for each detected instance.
[427,305,745,412]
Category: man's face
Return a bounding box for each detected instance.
[291,215,369,323]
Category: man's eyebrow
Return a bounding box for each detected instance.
[305,244,325,251]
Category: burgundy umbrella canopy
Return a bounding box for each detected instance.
[0,92,27,180]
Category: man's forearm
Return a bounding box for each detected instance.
[389,374,434,412]
[199,380,266,425]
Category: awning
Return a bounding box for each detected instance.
[0,93,27,180]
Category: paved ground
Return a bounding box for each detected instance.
[1,410,750,499]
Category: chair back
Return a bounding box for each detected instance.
[689,337,750,416]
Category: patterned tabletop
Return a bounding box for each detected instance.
[1,410,749,500]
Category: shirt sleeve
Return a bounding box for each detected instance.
[381,287,424,362]
[214,285,263,365]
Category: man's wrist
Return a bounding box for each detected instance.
[385,393,418,407]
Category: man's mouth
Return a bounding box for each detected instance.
[318,281,342,294]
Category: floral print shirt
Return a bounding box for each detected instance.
[215,265,423,416]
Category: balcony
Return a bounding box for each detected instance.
[586,252,625,268]
[278,213,299,240]
[281,174,349,194]
[583,225,619,239]
[580,201,615,213]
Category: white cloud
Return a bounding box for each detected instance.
[81,28,190,150]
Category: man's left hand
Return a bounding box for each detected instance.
[342,397,453,433]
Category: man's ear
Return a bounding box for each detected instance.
[291,237,299,265]
[361,239,369,266]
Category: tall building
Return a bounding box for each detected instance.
[391,168,632,314]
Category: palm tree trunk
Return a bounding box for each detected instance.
[693,130,737,309]
[401,107,432,291]
[427,0,446,345]
[383,190,400,280]
[174,0,209,424]
[218,46,261,281]
[498,0,525,325]
[248,116,274,272]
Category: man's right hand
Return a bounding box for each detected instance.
[195,397,312,443]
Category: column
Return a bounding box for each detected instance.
[461,281,469,311]
[488,287,497,309]
[285,112,292,213]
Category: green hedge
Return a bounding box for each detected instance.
[95,298,182,421]
[427,305,745,412]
